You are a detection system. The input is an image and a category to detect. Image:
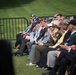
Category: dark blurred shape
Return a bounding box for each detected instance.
[0,0,35,9]
[73,16,76,20]
[0,40,15,75]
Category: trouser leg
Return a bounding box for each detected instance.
[58,58,70,75]
[29,45,37,63]
[47,51,58,68]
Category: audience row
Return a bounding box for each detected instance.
[13,13,76,75]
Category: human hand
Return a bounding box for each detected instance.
[60,44,71,50]
[38,42,44,46]
[26,36,30,40]
[49,46,53,48]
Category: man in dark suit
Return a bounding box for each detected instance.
[42,44,76,75]
[42,20,76,75]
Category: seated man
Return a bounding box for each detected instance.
[42,19,76,75]
[13,24,40,56]
[34,26,62,67]
[42,44,76,75]
[36,19,71,69]
[46,19,76,69]
[26,21,52,65]
[13,15,39,49]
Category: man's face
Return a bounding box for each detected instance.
[49,26,55,31]
[55,16,61,21]
[61,24,68,30]
[68,24,73,31]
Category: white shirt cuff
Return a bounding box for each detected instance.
[68,48,71,52]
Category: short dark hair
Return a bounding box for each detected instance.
[69,20,76,26]
[57,14,63,17]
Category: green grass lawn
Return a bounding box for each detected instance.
[0,0,76,20]
[12,48,48,75]
[11,41,48,75]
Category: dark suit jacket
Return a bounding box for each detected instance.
[60,31,76,47]
[65,32,76,46]
[57,31,76,71]
[56,49,76,75]
[59,31,76,53]
[63,30,71,43]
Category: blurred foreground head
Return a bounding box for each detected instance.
[0,40,15,75]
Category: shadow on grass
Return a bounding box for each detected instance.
[0,0,35,9]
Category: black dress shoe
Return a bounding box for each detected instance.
[42,72,50,75]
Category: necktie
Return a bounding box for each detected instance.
[36,28,47,41]
[53,31,67,48]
